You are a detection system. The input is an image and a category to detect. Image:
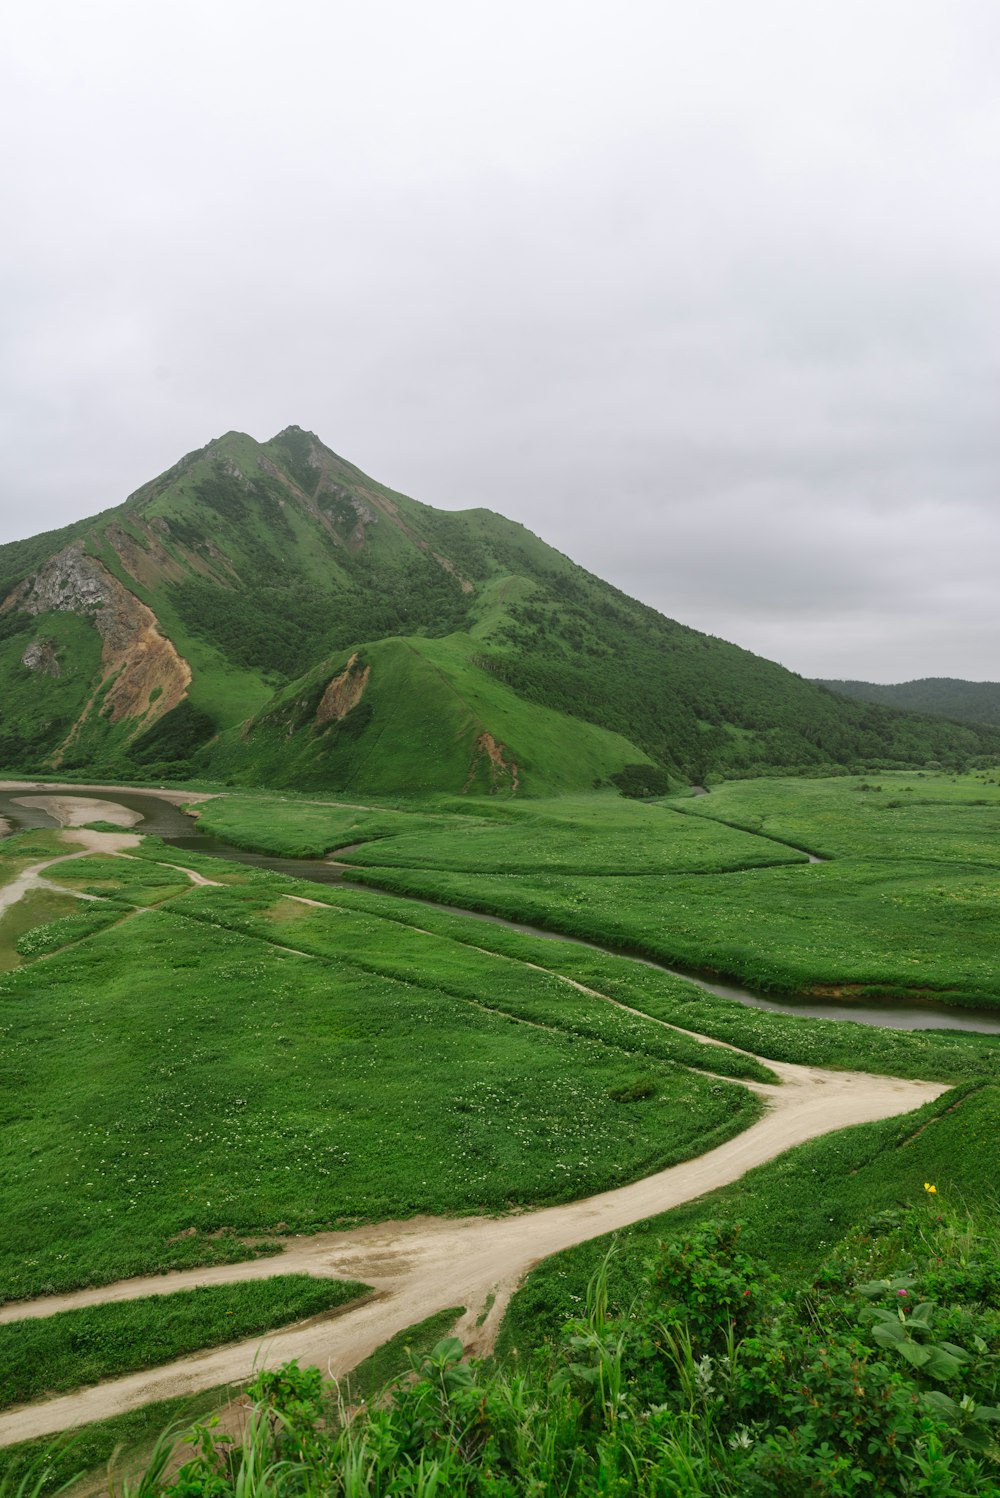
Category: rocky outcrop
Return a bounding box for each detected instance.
[21,639,61,677]
[3,541,191,736]
[315,653,371,726]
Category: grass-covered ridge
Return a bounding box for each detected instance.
[817,674,1000,727]
[206,633,652,796]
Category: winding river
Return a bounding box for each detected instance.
[2,785,999,1036]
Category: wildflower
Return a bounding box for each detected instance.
[896,1290,908,1298]
[923,1182,937,1195]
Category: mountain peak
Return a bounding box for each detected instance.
[2,430,998,790]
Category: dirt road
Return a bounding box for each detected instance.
[0,1059,946,1446]
[0,826,142,921]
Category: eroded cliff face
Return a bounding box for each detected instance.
[3,541,191,738]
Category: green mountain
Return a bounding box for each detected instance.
[816,677,1000,729]
[1,426,997,792]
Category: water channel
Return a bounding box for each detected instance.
[2,786,1000,1036]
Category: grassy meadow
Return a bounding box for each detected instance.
[0,842,764,1307]
[3,769,1000,1492]
[264,772,1000,1010]
[4,773,998,1302]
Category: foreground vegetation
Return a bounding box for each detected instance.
[0,1310,464,1498]
[52,1195,1000,1496]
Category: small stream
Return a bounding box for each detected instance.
[3,786,1000,1036]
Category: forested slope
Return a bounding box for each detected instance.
[818,677,1000,729]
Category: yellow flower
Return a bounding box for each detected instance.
[923,1182,937,1195]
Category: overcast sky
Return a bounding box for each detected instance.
[2,2,999,682]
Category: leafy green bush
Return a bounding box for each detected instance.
[610,763,672,798]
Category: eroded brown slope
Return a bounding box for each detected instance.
[2,540,190,744]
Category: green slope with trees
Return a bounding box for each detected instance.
[1,426,997,794]
[817,676,1000,728]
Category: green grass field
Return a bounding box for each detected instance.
[0,1275,368,1411]
[4,771,1000,1492]
[5,776,1000,1310]
[0,840,761,1305]
[188,786,806,870]
[678,768,1000,862]
[303,773,1000,1010]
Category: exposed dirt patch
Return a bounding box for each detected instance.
[11,794,142,831]
[0,780,216,808]
[431,551,474,593]
[97,609,190,728]
[107,522,188,590]
[315,653,371,726]
[464,731,519,794]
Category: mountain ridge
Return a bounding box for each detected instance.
[815,677,1000,729]
[1,427,997,792]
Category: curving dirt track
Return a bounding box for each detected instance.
[0,1059,946,1447]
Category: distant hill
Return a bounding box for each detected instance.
[815,678,1000,729]
[1,426,998,793]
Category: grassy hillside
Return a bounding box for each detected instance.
[208,633,652,795]
[2,425,998,793]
